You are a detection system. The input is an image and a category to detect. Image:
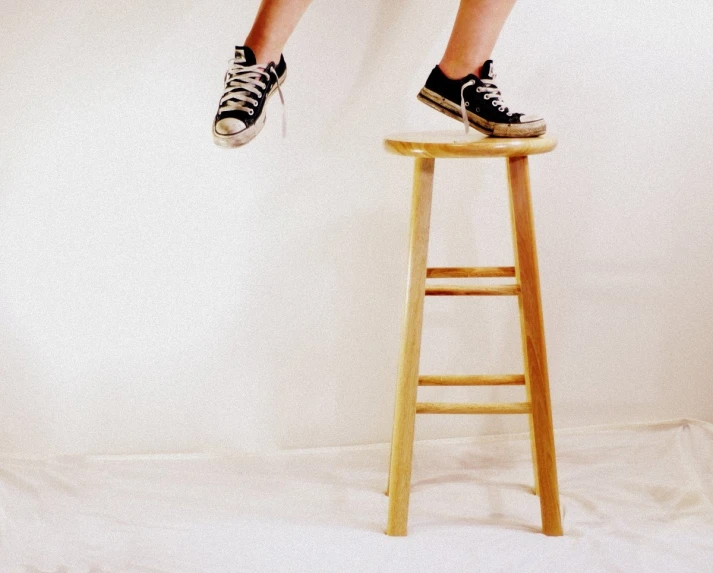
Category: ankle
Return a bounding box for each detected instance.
[438,59,484,80]
[243,37,281,66]
[254,50,282,67]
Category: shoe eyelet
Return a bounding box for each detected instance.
[484,94,491,100]
[476,88,483,93]
[475,107,480,113]
[492,101,498,106]
[248,109,254,115]
[465,102,469,107]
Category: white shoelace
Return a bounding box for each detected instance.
[459,74,513,134]
[459,79,476,134]
[219,59,286,136]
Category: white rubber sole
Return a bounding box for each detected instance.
[417,87,546,138]
[212,71,287,149]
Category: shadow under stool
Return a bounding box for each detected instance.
[383,131,563,537]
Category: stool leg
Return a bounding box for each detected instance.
[386,157,435,536]
[507,156,563,536]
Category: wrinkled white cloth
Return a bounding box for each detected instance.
[1,419,712,572]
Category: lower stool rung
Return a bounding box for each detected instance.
[416,402,532,414]
[419,374,525,386]
[425,285,520,296]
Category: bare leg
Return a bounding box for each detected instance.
[439,0,517,79]
[244,0,313,65]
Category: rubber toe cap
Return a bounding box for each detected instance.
[214,117,246,136]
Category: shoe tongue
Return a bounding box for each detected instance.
[480,59,495,81]
[234,46,257,66]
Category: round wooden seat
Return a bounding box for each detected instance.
[384,130,557,158]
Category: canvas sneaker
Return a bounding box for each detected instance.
[417,60,545,137]
[213,46,287,148]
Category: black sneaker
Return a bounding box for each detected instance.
[212,46,287,148]
[417,60,545,137]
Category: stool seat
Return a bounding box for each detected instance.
[384,130,557,158]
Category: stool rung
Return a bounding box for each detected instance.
[416,402,532,414]
[425,284,520,296]
[419,374,525,386]
[426,266,516,279]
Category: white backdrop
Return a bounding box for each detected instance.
[1,0,712,456]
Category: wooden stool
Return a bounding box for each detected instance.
[384,131,563,537]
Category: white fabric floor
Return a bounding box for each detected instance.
[1,419,712,572]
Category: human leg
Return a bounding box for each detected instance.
[439,0,517,79]
[245,0,313,66]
